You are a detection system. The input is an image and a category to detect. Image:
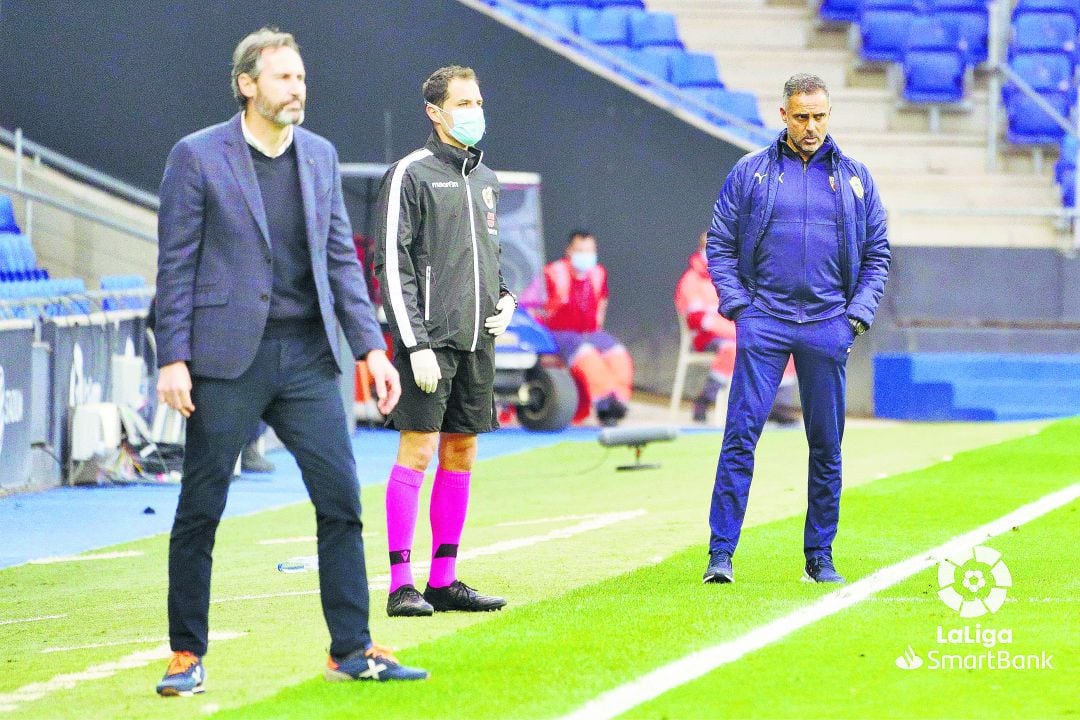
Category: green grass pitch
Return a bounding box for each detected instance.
[1,418,1075,719]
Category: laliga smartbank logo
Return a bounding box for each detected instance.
[894,546,1054,672]
[937,545,1011,617]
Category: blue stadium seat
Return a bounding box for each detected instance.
[931,0,984,10]
[819,0,864,22]
[612,48,672,80]
[859,0,919,62]
[0,196,19,234]
[578,7,635,46]
[1005,91,1071,144]
[591,0,645,7]
[668,51,723,88]
[688,88,764,126]
[628,11,684,49]
[1011,12,1078,57]
[903,16,966,102]
[935,7,989,65]
[1012,0,1078,19]
[543,6,578,30]
[1004,52,1073,101]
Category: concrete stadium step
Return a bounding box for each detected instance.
[707,48,857,92]
[889,212,1063,247]
[654,6,817,50]
[837,132,1043,176]
[870,172,1059,209]
[895,327,1080,354]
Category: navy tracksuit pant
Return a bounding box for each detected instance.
[168,320,371,658]
[708,304,853,559]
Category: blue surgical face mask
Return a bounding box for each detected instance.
[570,251,597,273]
[429,103,486,147]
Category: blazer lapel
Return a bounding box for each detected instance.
[293,132,320,252]
[223,114,272,249]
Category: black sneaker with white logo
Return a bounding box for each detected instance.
[703,551,734,584]
[386,584,434,617]
[423,580,506,612]
[803,555,845,583]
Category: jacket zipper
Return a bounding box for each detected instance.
[425,265,431,322]
[462,158,481,352]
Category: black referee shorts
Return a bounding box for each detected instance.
[386,342,499,434]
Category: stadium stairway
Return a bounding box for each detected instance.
[648,0,1065,249]
[874,352,1080,419]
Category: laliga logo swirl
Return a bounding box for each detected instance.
[937,546,1011,618]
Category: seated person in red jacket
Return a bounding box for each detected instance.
[539,230,632,426]
[676,232,798,424]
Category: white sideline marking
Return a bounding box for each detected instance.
[214,510,647,605]
[28,551,143,565]
[560,483,1080,720]
[257,536,318,545]
[0,631,244,714]
[41,636,168,654]
[211,589,320,604]
[495,514,604,527]
[0,614,66,626]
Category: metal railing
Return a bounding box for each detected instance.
[1,126,160,210]
[1,127,158,244]
[983,0,1080,248]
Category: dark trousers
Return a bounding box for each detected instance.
[168,320,370,658]
[708,305,852,559]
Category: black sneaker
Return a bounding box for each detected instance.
[692,396,710,423]
[325,644,428,682]
[803,555,845,583]
[423,580,506,612]
[703,551,734,584]
[241,445,275,474]
[595,396,628,427]
[386,584,434,617]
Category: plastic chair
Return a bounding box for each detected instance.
[688,88,765,126]
[669,51,724,88]
[820,0,865,22]
[669,314,728,425]
[903,16,966,103]
[859,0,919,62]
[578,7,635,45]
[1012,13,1078,60]
[1005,91,1072,144]
[0,196,19,234]
[935,8,989,65]
[628,11,684,49]
[612,47,672,79]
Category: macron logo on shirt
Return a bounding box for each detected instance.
[430,181,460,188]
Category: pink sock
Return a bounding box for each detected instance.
[428,467,471,588]
[386,464,424,593]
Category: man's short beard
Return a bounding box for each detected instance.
[254,94,304,127]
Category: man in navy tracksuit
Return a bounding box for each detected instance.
[703,74,890,585]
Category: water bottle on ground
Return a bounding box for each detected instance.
[277,555,319,573]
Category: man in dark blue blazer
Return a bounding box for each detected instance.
[154,28,426,695]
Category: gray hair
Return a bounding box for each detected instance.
[783,73,830,102]
[231,27,301,108]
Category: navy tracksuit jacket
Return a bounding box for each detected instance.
[706,132,890,559]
